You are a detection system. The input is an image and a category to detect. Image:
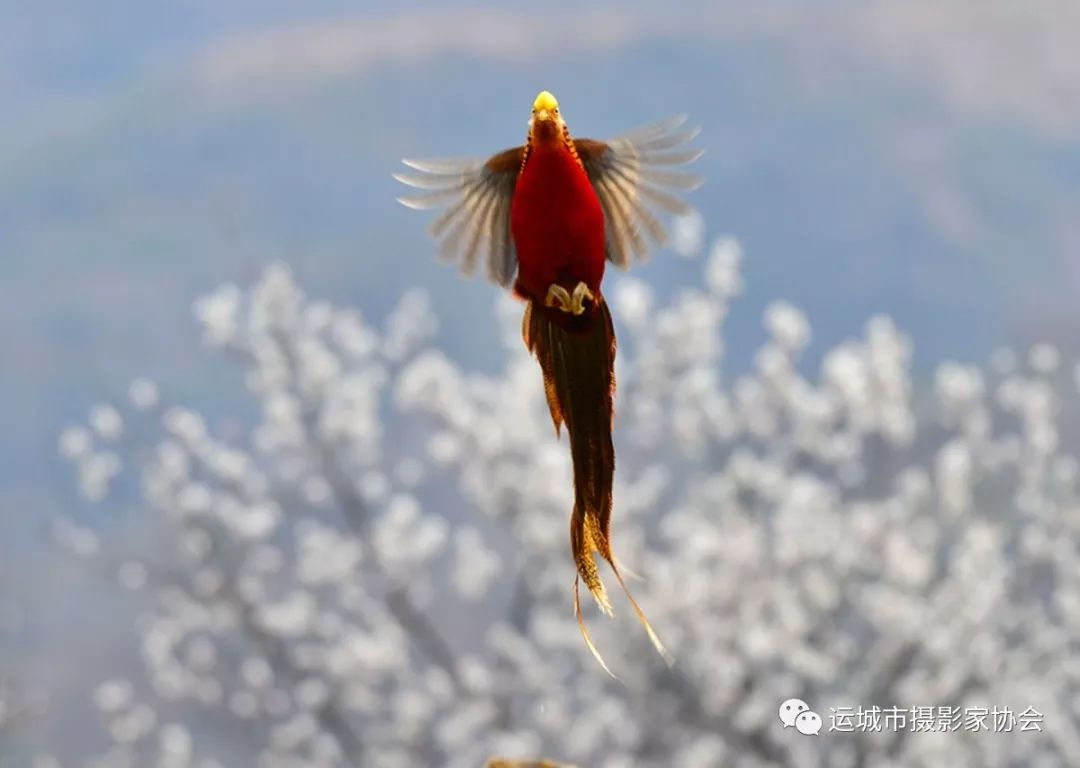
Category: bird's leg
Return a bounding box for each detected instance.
[544,284,571,310]
[545,282,594,316]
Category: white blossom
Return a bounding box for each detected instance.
[451,528,501,600]
[704,235,744,297]
[194,284,242,346]
[671,210,705,258]
[94,680,134,714]
[764,300,810,352]
[52,252,1080,768]
[89,404,124,441]
[58,427,92,460]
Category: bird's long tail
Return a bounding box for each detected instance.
[522,292,671,675]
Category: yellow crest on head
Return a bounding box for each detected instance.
[533,90,559,113]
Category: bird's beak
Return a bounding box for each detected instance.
[534,108,553,123]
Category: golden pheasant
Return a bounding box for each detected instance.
[396,91,702,674]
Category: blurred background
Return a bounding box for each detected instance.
[4,1,1080,766]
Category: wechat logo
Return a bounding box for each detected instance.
[779,698,822,736]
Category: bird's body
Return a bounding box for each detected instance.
[511,130,606,303]
[396,91,701,675]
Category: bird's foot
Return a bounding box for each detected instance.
[545,282,594,316]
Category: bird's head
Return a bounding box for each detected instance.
[529,90,565,143]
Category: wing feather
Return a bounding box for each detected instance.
[461,182,501,278]
[576,120,702,268]
[397,114,703,279]
[395,147,523,287]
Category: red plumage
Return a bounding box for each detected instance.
[396,91,702,675]
[511,136,606,303]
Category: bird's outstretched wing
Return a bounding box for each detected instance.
[394,146,524,287]
[575,116,703,269]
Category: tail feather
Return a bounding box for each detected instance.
[612,554,646,583]
[523,294,670,673]
[574,575,619,680]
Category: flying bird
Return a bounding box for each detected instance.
[395,90,702,674]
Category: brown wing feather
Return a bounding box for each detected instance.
[575,116,703,269]
[395,146,524,286]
